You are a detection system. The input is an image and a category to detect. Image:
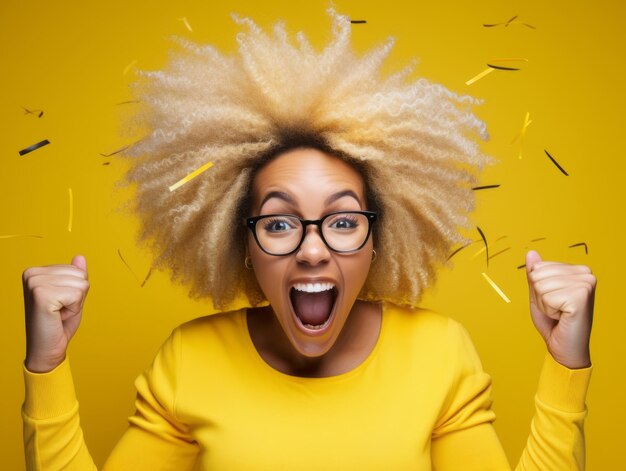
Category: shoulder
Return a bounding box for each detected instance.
[174,308,247,347]
[382,303,481,367]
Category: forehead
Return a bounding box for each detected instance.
[251,148,366,203]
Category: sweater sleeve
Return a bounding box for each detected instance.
[22,328,199,470]
[430,319,592,471]
[22,357,98,470]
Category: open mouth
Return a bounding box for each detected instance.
[289,282,338,332]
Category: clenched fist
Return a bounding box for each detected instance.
[526,250,596,370]
[23,255,90,373]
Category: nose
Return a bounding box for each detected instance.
[295,226,330,266]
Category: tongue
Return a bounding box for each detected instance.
[291,289,334,326]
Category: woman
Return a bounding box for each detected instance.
[22,9,595,470]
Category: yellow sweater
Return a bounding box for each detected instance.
[23,304,592,470]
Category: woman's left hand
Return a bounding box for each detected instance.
[525,250,596,369]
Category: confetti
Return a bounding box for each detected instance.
[511,112,533,159]
[472,184,501,190]
[465,67,494,85]
[488,247,511,260]
[116,100,140,105]
[486,64,520,71]
[477,226,489,267]
[67,188,73,232]
[169,161,214,192]
[483,15,535,29]
[350,20,367,24]
[102,162,111,166]
[140,267,153,287]
[0,234,43,240]
[481,272,511,303]
[447,241,473,260]
[530,237,546,242]
[123,60,137,75]
[568,242,589,255]
[178,16,193,32]
[118,249,151,286]
[99,144,130,157]
[19,139,50,156]
[517,264,526,270]
[544,149,569,176]
[22,107,44,118]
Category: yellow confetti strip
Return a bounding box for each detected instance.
[0,234,43,239]
[178,17,193,32]
[68,188,73,232]
[123,60,137,75]
[169,161,214,192]
[511,112,533,158]
[481,272,511,303]
[465,67,494,86]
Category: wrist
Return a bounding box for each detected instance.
[25,354,66,373]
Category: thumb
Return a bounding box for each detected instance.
[71,254,88,274]
[525,250,542,276]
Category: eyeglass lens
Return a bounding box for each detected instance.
[255,212,370,254]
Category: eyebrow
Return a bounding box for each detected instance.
[258,189,362,212]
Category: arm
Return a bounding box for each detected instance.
[432,251,595,470]
[21,257,198,469]
[431,322,592,471]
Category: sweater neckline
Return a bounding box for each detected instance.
[239,303,387,384]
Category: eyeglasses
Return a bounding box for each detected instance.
[246,210,377,256]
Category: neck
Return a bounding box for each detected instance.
[247,300,382,378]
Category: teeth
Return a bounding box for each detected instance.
[293,282,335,293]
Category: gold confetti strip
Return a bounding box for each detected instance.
[483,15,536,29]
[530,237,546,242]
[116,100,140,105]
[178,17,193,32]
[169,161,214,192]
[511,112,533,159]
[465,67,494,86]
[0,234,43,239]
[481,272,511,303]
[123,60,137,75]
[568,242,589,255]
[99,144,130,157]
[67,188,73,232]
[22,107,44,118]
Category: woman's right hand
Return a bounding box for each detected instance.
[23,255,90,373]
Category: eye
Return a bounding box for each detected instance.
[327,214,359,230]
[262,216,298,233]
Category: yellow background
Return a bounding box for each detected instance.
[1,0,624,468]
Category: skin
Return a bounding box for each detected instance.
[22,148,597,376]
[246,147,381,377]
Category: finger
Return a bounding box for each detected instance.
[528,264,592,283]
[26,274,90,291]
[537,282,595,319]
[532,274,597,297]
[71,255,88,278]
[23,265,89,281]
[525,250,542,275]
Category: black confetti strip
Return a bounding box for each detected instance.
[23,107,44,118]
[544,149,569,176]
[99,144,130,157]
[487,64,520,71]
[476,226,489,267]
[472,184,501,190]
[350,20,367,24]
[19,139,50,156]
[530,237,546,242]
[488,247,511,260]
[568,242,588,255]
[517,264,526,270]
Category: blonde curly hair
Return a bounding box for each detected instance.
[120,8,490,309]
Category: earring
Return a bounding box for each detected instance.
[244,256,253,270]
[371,249,377,262]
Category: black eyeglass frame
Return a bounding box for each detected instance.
[245,210,377,256]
